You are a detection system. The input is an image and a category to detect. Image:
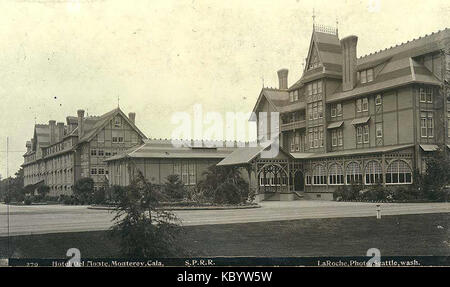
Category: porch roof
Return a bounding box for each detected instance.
[351,116,371,126]
[420,144,439,152]
[327,121,344,129]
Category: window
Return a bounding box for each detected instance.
[294,132,300,151]
[386,160,412,184]
[313,102,318,119]
[313,165,327,185]
[332,130,338,147]
[363,125,369,143]
[91,149,97,156]
[98,168,105,175]
[367,69,374,82]
[189,162,196,185]
[447,111,450,138]
[309,129,314,148]
[331,104,337,117]
[421,112,434,138]
[313,129,318,148]
[305,172,312,185]
[332,129,343,147]
[356,126,363,144]
[331,104,342,118]
[319,128,324,147]
[308,104,313,120]
[419,87,433,103]
[365,161,383,185]
[376,123,383,138]
[360,68,373,83]
[174,162,181,176]
[118,137,124,142]
[293,90,299,101]
[289,92,294,102]
[356,99,362,113]
[112,137,118,143]
[114,117,122,127]
[91,168,97,175]
[329,163,344,185]
[318,101,323,118]
[336,103,342,116]
[98,150,104,156]
[362,98,368,111]
[182,163,189,184]
[375,94,382,105]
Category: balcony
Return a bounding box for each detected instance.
[281,120,306,132]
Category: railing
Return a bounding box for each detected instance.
[281,120,306,131]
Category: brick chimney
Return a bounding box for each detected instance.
[57,122,65,142]
[49,120,56,144]
[77,109,85,137]
[26,141,31,152]
[128,112,136,124]
[341,35,358,91]
[277,69,288,90]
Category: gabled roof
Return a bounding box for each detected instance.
[78,108,147,143]
[251,87,289,115]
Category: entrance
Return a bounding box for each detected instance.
[294,170,304,192]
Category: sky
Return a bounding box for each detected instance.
[0,0,449,178]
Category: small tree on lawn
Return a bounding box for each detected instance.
[73,178,94,204]
[164,174,186,201]
[111,171,184,257]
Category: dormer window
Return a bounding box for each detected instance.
[358,68,374,84]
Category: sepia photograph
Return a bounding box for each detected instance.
[0,0,449,277]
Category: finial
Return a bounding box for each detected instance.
[117,94,120,108]
[312,8,316,27]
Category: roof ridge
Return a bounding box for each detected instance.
[358,28,449,60]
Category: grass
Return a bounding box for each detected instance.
[0,213,449,258]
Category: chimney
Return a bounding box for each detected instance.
[57,122,65,141]
[128,112,136,124]
[49,120,56,144]
[26,141,31,152]
[277,69,289,90]
[340,35,358,92]
[77,109,85,137]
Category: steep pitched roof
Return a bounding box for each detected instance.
[251,88,289,114]
[78,108,147,143]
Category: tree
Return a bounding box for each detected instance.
[163,174,186,200]
[73,178,94,204]
[110,171,184,257]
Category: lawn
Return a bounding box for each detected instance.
[0,213,449,259]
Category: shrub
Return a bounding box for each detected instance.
[73,178,94,204]
[361,184,386,201]
[214,182,242,204]
[333,183,363,201]
[92,187,107,204]
[163,175,186,201]
[24,196,32,205]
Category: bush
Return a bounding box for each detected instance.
[214,182,242,204]
[73,178,94,204]
[24,196,32,205]
[360,184,386,201]
[163,175,186,201]
[333,183,363,201]
[92,187,106,204]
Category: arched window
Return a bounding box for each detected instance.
[386,160,412,184]
[329,163,344,185]
[313,165,327,185]
[365,161,383,185]
[346,162,362,184]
